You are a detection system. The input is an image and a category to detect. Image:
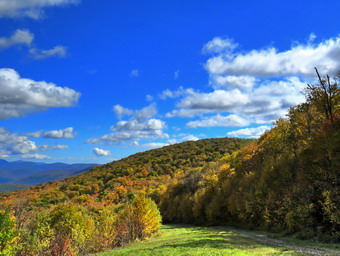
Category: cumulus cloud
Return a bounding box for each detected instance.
[42,127,76,139]
[0,128,68,158]
[112,118,165,132]
[159,87,195,100]
[0,29,68,60]
[0,0,80,19]
[168,36,329,127]
[168,77,306,123]
[29,45,67,59]
[93,147,111,156]
[87,105,169,145]
[113,104,133,118]
[166,89,249,117]
[0,128,37,157]
[202,37,238,54]
[227,126,271,138]
[27,128,76,139]
[206,36,340,77]
[0,29,34,49]
[0,68,80,119]
[187,114,250,128]
[133,104,157,121]
[211,75,256,91]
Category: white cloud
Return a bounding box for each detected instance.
[42,127,76,139]
[139,142,169,149]
[22,153,51,159]
[133,104,157,121]
[227,126,271,138]
[178,89,249,110]
[38,144,68,150]
[0,29,68,60]
[181,135,199,141]
[0,129,37,156]
[166,108,210,118]
[159,87,195,100]
[0,128,68,158]
[27,128,76,139]
[130,69,139,77]
[0,0,80,19]
[202,37,238,54]
[187,114,250,128]
[0,68,80,119]
[167,76,306,124]
[93,147,111,156]
[0,29,34,49]
[29,45,67,59]
[212,75,256,91]
[112,118,166,132]
[166,36,333,127]
[205,36,340,77]
[167,89,248,117]
[113,104,133,118]
[87,105,169,145]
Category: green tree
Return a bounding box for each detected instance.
[0,210,19,256]
[116,194,161,245]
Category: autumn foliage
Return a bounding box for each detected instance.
[0,69,339,254]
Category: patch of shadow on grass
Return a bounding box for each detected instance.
[150,233,274,251]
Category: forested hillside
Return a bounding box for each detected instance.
[160,71,340,242]
[0,137,250,255]
[0,70,339,255]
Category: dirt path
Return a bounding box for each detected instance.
[216,227,340,256]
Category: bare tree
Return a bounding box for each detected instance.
[307,67,339,123]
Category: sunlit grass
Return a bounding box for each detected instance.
[95,225,306,256]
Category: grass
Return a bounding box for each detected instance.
[244,228,340,251]
[94,225,307,256]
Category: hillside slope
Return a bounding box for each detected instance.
[0,137,251,208]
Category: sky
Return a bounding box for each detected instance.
[0,0,340,164]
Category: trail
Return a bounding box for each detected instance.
[217,227,340,256]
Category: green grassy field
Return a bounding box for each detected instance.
[94,225,307,256]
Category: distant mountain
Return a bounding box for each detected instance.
[0,160,98,188]
[15,166,94,185]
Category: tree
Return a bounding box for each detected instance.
[306,68,340,123]
[0,211,19,256]
[116,194,161,245]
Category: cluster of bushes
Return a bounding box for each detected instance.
[0,194,161,255]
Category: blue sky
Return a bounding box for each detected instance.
[0,0,340,164]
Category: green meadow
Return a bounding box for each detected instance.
[95,225,306,256]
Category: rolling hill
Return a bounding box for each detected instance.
[0,137,251,206]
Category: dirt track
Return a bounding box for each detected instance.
[217,227,340,256]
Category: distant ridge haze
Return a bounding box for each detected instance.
[0,159,98,187]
